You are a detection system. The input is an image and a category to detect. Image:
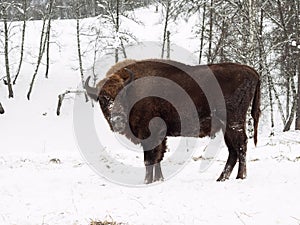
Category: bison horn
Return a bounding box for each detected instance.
[84,76,99,101]
[123,68,135,86]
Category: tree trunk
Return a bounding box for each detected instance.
[115,0,120,63]
[76,18,84,85]
[13,0,27,85]
[161,0,170,59]
[267,75,274,132]
[166,30,170,59]
[207,0,213,63]
[2,5,14,98]
[44,0,54,79]
[27,1,53,100]
[284,99,297,131]
[93,0,97,16]
[296,67,300,129]
[198,2,206,64]
[45,15,52,79]
[248,0,256,62]
[278,0,292,120]
[284,74,297,131]
[211,19,226,63]
[76,4,88,102]
[294,0,300,130]
[258,8,264,74]
[120,38,127,59]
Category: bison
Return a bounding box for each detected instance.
[85,59,260,184]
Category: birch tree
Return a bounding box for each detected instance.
[161,0,171,59]
[0,2,14,98]
[13,0,28,85]
[27,0,54,100]
[293,0,300,130]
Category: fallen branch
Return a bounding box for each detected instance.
[56,90,85,116]
[291,216,300,224]
[0,102,4,114]
[235,211,246,225]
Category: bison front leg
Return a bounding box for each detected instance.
[144,164,154,184]
[153,163,164,182]
[143,138,167,184]
[144,163,164,184]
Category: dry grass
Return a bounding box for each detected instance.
[90,221,118,225]
[90,218,128,225]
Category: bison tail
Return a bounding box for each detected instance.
[251,79,261,146]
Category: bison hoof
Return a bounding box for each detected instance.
[144,178,153,184]
[236,174,247,180]
[216,175,229,182]
[153,176,164,183]
[144,177,164,184]
[144,164,165,184]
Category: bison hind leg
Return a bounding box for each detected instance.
[217,149,237,181]
[236,144,247,179]
[217,131,238,181]
[217,126,248,181]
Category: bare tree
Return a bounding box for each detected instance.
[1,3,14,98]
[161,0,171,59]
[198,1,206,64]
[13,0,27,84]
[75,2,88,102]
[264,0,300,131]
[207,0,214,63]
[27,0,54,100]
[105,0,133,62]
[293,0,300,129]
[115,0,120,62]
[45,8,52,79]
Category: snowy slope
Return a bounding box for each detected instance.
[1,6,300,225]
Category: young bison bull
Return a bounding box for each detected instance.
[85,59,260,184]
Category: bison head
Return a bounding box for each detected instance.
[85,68,134,133]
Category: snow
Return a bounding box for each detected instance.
[1,5,300,225]
[1,142,300,225]
[291,40,297,47]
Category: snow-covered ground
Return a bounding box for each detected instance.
[1,138,300,225]
[1,6,300,225]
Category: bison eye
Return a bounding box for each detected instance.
[100,95,114,110]
[100,95,110,106]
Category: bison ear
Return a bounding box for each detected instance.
[123,68,134,86]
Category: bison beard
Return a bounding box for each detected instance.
[85,59,260,184]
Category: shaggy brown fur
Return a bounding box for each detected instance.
[85,59,260,183]
[105,59,136,77]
